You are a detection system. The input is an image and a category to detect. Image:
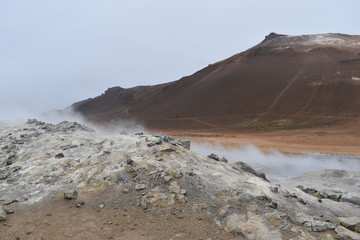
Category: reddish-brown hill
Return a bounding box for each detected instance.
[73,33,360,131]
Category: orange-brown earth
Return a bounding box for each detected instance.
[70,33,360,157]
[1,187,233,240]
[72,33,360,133]
[158,120,360,156]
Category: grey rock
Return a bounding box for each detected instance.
[318,189,344,201]
[6,209,14,214]
[55,153,65,159]
[169,181,180,194]
[270,186,279,193]
[3,199,18,205]
[269,201,278,209]
[62,144,79,150]
[5,160,13,166]
[160,148,175,153]
[305,220,336,232]
[63,189,78,200]
[0,205,7,221]
[135,183,147,190]
[207,153,219,161]
[218,205,230,218]
[76,201,85,208]
[0,170,10,180]
[231,161,268,181]
[340,192,360,206]
[335,226,360,240]
[297,185,318,196]
[289,212,312,224]
[177,140,191,150]
[338,217,360,233]
[126,159,135,165]
[297,198,307,205]
[220,157,228,163]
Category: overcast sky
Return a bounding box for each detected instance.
[0,0,359,119]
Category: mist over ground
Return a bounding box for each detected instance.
[191,141,360,183]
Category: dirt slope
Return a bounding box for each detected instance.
[73,33,360,131]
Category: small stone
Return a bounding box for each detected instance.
[160,147,175,153]
[3,199,18,205]
[55,153,65,159]
[269,201,278,209]
[76,201,85,208]
[5,160,13,166]
[135,183,146,190]
[0,205,7,221]
[126,159,135,165]
[122,189,129,194]
[163,176,172,182]
[270,186,279,193]
[173,172,183,179]
[169,181,180,194]
[297,198,307,205]
[5,209,14,214]
[218,205,230,217]
[63,189,78,200]
[176,194,187,203]
[180,189,186,195]
[207,153,219,161]
[98,204,105,209]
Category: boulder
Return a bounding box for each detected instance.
[231,161,268,181]
[335,226,360,240]
[340,192,360,206]
[338,217,360,233]
[305,220,336,232]
[318,189,344,201]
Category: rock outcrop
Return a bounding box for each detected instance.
[1,119,360,239]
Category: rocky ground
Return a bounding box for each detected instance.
[1,119,360,240]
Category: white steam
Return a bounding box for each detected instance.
[0,107,145,136]
[191,141,360,182]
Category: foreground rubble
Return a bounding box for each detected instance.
[1,120,360,239]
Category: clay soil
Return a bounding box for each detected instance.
[0,187,234,240]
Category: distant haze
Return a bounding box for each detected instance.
[0,0,359,120]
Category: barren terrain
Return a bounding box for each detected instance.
[162,122,360,157]
[1,120,360,240]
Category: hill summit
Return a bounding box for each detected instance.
[72,33,360,131]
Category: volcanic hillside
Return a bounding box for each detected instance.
[73,33,360,131]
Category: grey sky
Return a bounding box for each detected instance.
[0,0,359,119]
